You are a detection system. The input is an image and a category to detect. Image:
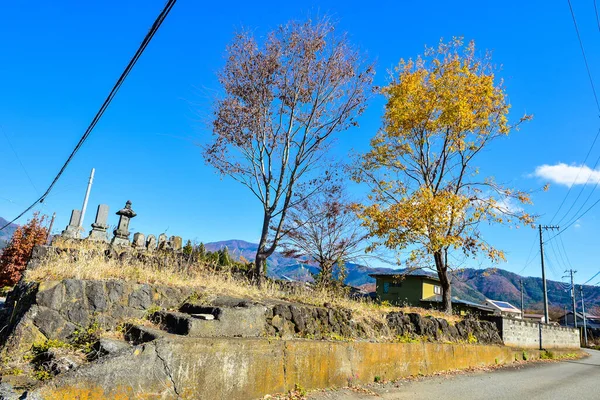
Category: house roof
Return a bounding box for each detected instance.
[524,313,543,318]
[421,295,495,312]
[560,311,600,320]
[485,299,521,313]
[369,272,440,282]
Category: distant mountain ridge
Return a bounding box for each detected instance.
[0,217,18,249]
[205,239,600,311]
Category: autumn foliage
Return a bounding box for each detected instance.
[0,213,48,286]
[354,38,535,313]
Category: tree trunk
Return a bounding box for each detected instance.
[433,250,452,314]
[254,211,272,283]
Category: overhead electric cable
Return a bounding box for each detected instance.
[584,270,600,285]
[550,128,600,225]
[551,129,600,224]
[546,197,600,242]
[1,125,39,195]
[595,0,600,32]
[0,0,177,231]
[567,0,600,113]
[516,236,539,275]
[550,237,570,273]
[554,143,600,227]
[557,235,574,270]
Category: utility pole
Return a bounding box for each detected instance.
[519,279,525,319]
[539,225,559,324]
[565,269,577,328]
[78,168,95,229]
[580,285,588,347]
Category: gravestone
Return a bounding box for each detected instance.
[170,236,183,252]
[61,210,81,239]
[146,235,157,251]
[132,233,145,249]
[157,233,168,250]
[88,204,109,242]
[111,200,137,247]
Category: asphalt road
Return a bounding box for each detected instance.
[308,350,600,400]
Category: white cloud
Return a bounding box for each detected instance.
[533,163,600,187]
[495,197,523,214]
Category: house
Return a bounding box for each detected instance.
[559,311,600,329]
[484,299,522,318]
[369,273,494,316]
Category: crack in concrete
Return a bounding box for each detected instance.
[154,342,181,398]
[282,340,288,390]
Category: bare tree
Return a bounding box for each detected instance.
[203,18,374,280]
[278,179,367,288]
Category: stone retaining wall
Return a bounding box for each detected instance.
[0,279,502,362]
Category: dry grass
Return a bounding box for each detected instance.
[27,240,461,325]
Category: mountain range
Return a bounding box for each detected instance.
[205,239,600,313]
[1,222,597,314]
[0,217,18,250]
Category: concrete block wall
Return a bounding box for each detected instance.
[35,339,578,400]
[487,316,579,349]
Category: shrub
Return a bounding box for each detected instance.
[182,240,193,256]
[71,320,102,353]
[30,339,70,358]
[467,332,478,344]
[396,333,419,343]
[0,213,48,286]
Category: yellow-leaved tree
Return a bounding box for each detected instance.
[354,38,536,313]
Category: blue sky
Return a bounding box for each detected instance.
[1,1,599,285]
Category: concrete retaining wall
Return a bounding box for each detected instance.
[487,317,579,349]
[36,337,570,400]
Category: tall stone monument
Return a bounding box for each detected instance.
[88,204,109,242]
[111,200,137,247]
[61,210,82,239]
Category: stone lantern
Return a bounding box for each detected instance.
[111,200,137,247]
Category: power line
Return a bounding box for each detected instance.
[555,236,570,270]
[554,131,600,226]
[567,0,600,113]
[0,0,177,232]
[1,125,39,195]
[550,129,600,224]
[594,0,600,31]
[557,235,574,270]
[549,0,600,228]
[546,196,600,242]
[516,235,539,275]
[584,270,600,285]
[559,172,600,229]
